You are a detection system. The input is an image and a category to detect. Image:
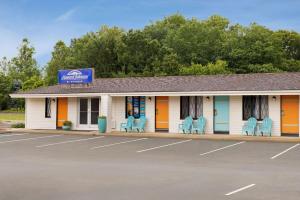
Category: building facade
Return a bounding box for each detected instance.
[11,73,300,137]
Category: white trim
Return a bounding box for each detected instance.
[77,97,100,129]
[10,90,300,98]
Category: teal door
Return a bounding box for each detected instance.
[214,96,229,133]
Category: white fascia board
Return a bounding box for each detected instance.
[10,90,300,98]
[10,93,107,98]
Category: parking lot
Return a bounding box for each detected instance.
[0,132,299,200]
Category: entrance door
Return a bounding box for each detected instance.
[214,96,229,133]
[57,98,68,128]
[79,98,100,128]
[155,96,169,130]
[281,95,299,135]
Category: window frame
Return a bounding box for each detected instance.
[180,96,203,120]
[125,96,144,119]
[45,98,51,118]
[242,96,268,121]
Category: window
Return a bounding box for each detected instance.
[79,98,100,125]
[79,98,88,124]
[126,96,145,118]
[90,98,99,124]
[45,98,51,118]
[180,96,203,119]
[243,96,268,120]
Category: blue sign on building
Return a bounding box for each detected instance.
[58,68,94,84]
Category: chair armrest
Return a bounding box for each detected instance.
[120,123,127,128]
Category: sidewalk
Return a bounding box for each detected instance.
[1,128,300,143]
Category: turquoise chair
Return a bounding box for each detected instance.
[242,117,257,136]
[257,117,272,136]
[192,116,206,134]
[132,116,147,132]
[178,116,193,134]
[120,116,135,132]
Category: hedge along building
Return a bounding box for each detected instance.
[10,71,300,137]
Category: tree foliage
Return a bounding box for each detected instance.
[0,38,43,110]
[43,14,300,84]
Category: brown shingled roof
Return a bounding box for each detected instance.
[16,72,300,94]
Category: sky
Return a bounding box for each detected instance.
[0,0,300,67]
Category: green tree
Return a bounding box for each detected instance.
[22,76,44,91]
[180,60,231,75]
[45,41,70,85]
[0,57,11,75]
[8,38,40,85]
[0,72,12,110]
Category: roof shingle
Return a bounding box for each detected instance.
[16,72,300,94]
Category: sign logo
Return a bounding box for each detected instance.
[58,68,93,84]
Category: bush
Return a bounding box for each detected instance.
[98,116,107,119]
[11,123,25,128]
[63,121,72,126]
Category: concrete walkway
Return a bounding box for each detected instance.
[1,128,300,143]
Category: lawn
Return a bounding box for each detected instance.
[0,112,25,122]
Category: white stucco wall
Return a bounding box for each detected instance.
[268,95,281,136]
[203,96,214,134]
[25,98,57,129]
[169,96,181,133]
[24,95,291,136]
[229,95,281,136]
[229,96,243,135]
[111,96,155,132]
[67,97,78,130]
[111,97,126,131]
[145,97,155,132]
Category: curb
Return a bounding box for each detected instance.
[1,129,299,143]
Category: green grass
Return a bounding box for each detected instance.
[0,112,25,122]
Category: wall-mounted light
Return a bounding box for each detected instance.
[206,96,210,100]
[52,98,56,102]
[148,97,152,102]
[272,96,277,101]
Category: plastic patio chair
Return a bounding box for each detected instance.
[192,116,206,134]
[120,116,135,132]
[257,117,272,136]
[178,116,193,134]
[242,117,257,136]
[132,116,147,132]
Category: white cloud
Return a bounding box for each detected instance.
[55,8,77,22]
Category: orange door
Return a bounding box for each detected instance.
[155,96,169,130]
[281,96,299,134]
[57,98,68,128]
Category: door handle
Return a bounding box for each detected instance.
[214,109,217,116]
[281,110,284,116]
[155,109,158,115]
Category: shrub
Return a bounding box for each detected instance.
[11,123,25,128]
[63,121,72,126]
[98,116,107,119]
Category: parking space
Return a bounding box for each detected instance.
[0,132,299,200]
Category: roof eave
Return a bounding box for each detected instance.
[10,90,300,98]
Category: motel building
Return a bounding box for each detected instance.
[10,70,300,137]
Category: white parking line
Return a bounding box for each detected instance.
[225,184,256,196]
[36,136,105,148]
[271,143,300,159]
[137,139,192,153]
[0,135,62,144]
[0,133,28,138]
[200,141,245,156]
[91,138,148,150]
